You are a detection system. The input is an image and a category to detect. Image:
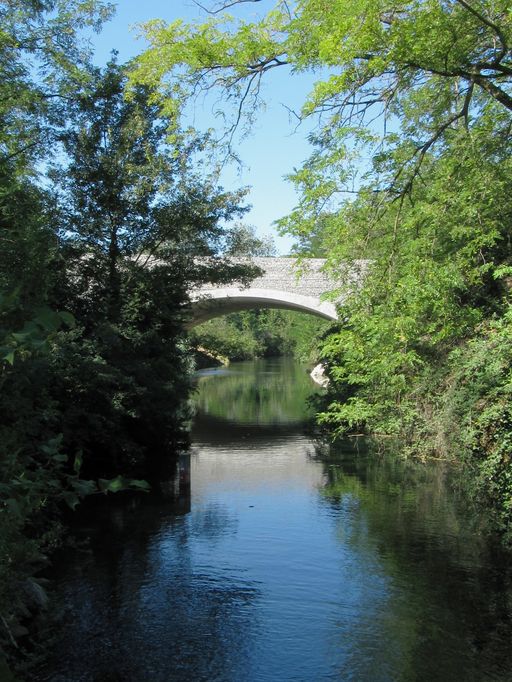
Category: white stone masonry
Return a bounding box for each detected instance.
[188,257,366,327]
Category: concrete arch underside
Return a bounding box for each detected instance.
[187,287,338,328]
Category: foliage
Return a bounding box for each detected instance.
[0,0,114,178]
[130,0,512,540]
[0,7,256,665]
[45,57,251,475]
[0,304,147,663]
[224,222,277,257]
[315,118,512,431]
[421,309,512,541]
[0,3,113,661]
[191,298,331,362]
[131,0,512,178]
[192,315,264,360]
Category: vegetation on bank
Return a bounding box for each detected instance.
[0,2,256,669]
[192,309,331,364]
[129,0,512,541]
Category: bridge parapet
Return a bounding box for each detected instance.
[198,257,332,298]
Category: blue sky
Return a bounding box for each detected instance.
[89,1,318,254]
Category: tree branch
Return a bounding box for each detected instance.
[391,83,475,197]
[193,0,262,15]
[472,74,512,111]
[454,0,509,62]
[1,140,40,163]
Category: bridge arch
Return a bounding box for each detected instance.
[187,286,338,328]
[187,257,342,328]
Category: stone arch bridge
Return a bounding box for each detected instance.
[188,257,364,328]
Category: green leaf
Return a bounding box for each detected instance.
[98,476,151,493]
[59,311,76,328]
[62,491,80,510]
[33,307,62,332]
[128,479,151,491]
[98,476,126,493]
[3,350,15,365]
[11,332,31,343]
[40,434,64,456]
[70,478,97,496]
[5,498,22,518]
[73,450,83,474]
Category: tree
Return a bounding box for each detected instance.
[0,3,117,663]
[0,34,260,663]
[0,0,114,175]
[48,57,253,474]
[130,0,512,194]
[55,57,243,312]
[225,222,277,257]
[0,0,115,320]
[128,0,512,407]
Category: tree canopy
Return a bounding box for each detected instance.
[131,0,512,190]
[3,4,512,670]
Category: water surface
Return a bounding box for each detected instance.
[32,358,512,681]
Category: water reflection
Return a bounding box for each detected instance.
[35,492,261,682]
[319,448,512,682]
[32,358,512,682]
[194,357,318,426]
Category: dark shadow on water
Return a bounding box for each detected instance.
[192,411,309,445]
[32,469,261,682]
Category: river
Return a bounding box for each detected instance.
[31,358,512,681]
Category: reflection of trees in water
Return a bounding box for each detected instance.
[33,492,260,682]
[318,445,512,681]
[192,411,308,447]
[194,358,318,425]
[188,502,239,540]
